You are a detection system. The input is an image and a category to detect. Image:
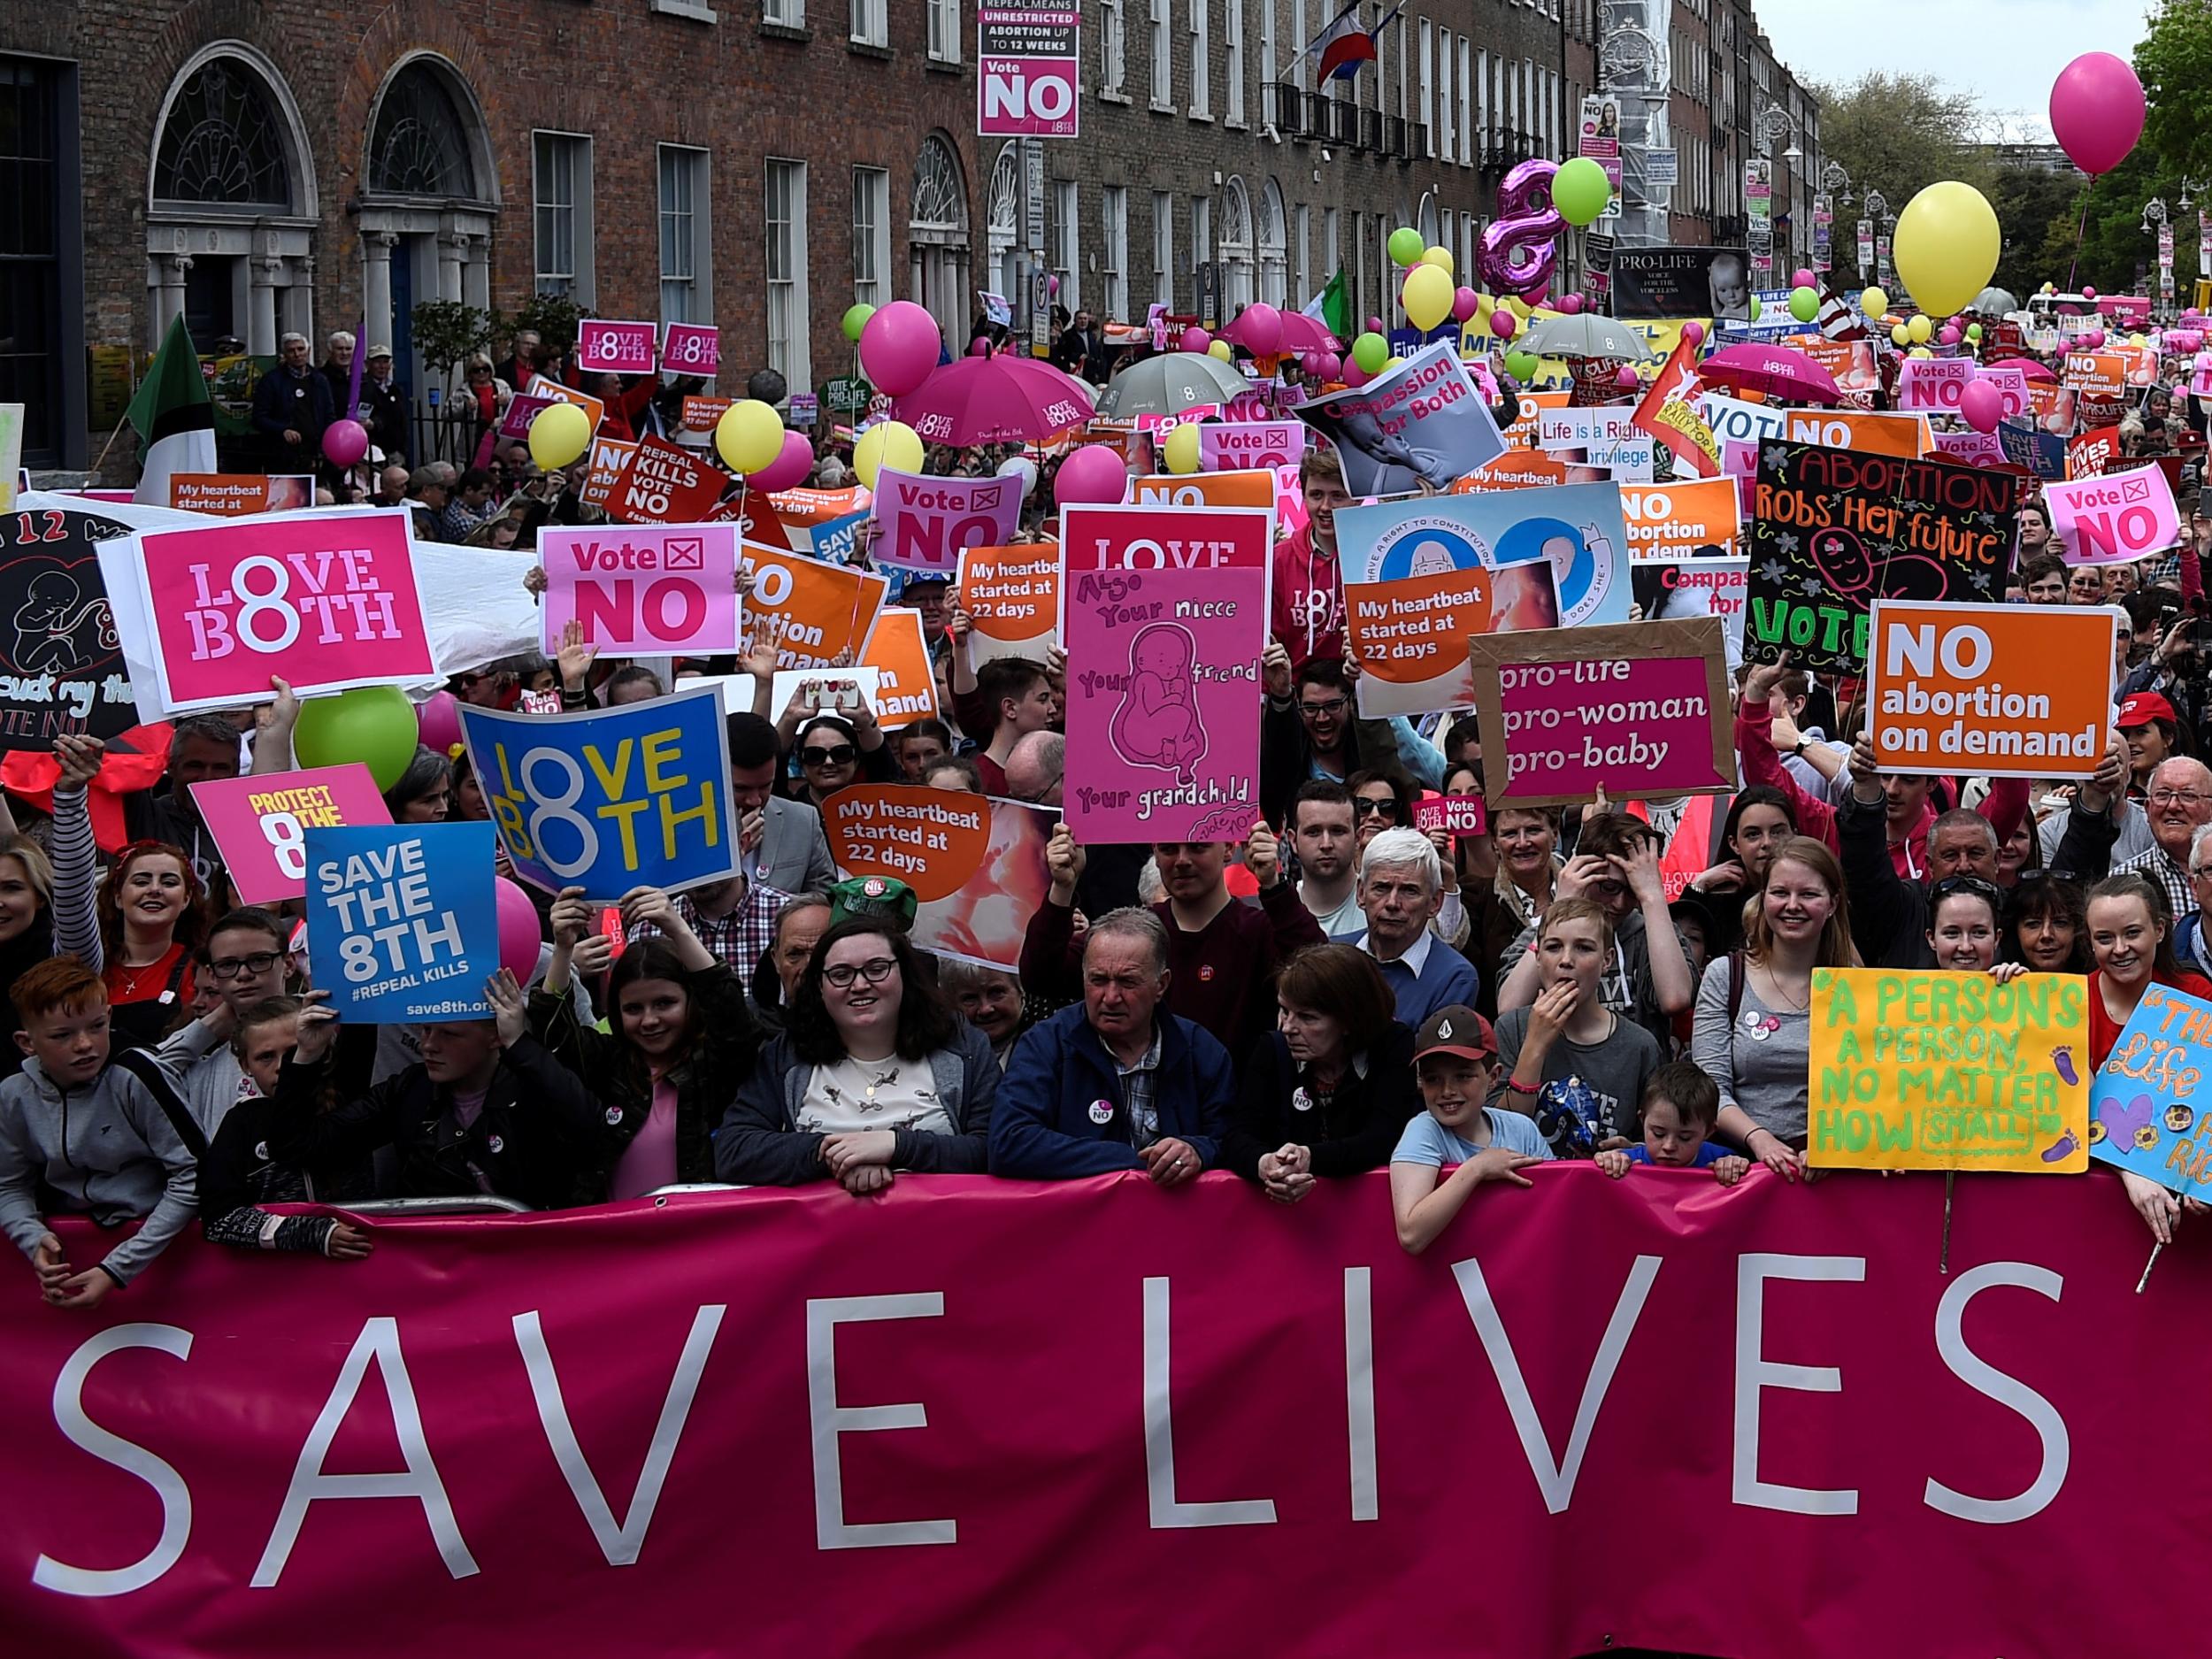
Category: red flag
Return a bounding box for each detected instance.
[1632,338,1720,479]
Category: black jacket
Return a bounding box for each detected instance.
[1259,696,1417,826]
[263,1034,602,1210]
[1222,1022,1422,1182]
[357,375,411,462]
[251,365,334,449]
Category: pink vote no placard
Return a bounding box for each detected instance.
[134,505,436,712]
[538,524,741,653]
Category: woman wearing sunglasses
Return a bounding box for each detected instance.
[717,917,998,1192]
[783,710,898,810]
[1348,769,1413,850]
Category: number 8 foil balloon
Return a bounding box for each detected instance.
[1480,159,1562,299]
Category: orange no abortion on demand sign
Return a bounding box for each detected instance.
[1865,600,2114,780]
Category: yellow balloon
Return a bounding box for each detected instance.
[1383,357,1406,373]
[715,399,785,475]
[1421,245,1455,276]
[1891,324,1911,348]
[1908,313,1933,344]
[1163,422,1202,475]
[527,402,591,470]
[1402,263,1454,331]
[1893,180,2001,318]
[1861,288,1888,319]
[1909,345,1934,359]
[1207,339,1233,361]
[853,420,924,489]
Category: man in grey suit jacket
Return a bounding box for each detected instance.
[730,713,837,894]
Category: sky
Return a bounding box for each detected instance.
[1755,0,2149,141]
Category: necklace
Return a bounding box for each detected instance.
[113,950,173,999]
[1759,963,1812,1012]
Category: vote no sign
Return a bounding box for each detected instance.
[134,505,435,712]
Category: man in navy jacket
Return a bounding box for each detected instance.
[991,909,1235,1181]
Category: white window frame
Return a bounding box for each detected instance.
[1102,185,1128,322]
[1102,0,1126,94]
[1460,39,1473,164]
[1052,179,1080,313]
[852,165,891,311]
[657,143,711,327]
[1294,203,1310,303]
[1190,0,1211,118]
[850,0,887,47]
[1419,19,1434,156]
[1225,0,1245,125]
[1153,189,1175,307]
[1323,205,1340,290]
[763,0,802,25]
[1150,0,1172,107]
[927,0,959,62]
[531,130,594,306]
[1437,30,1453,164]
[765,157,811,396]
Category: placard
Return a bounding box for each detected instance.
[1743,442,2016,674]
[1455,451,1571,493]
[133,504,435,712]
[1778,409,1929,459]
[539,524,741,654]
[1198,421,1305,471]
[1620,479,1742,564]
[872,467,1024,576]
[2046,465,2181,566]
[610,438,727,526]
[957,543,1060,664]
[1057,503,1272,638]
[1413,794,1488,837]
[856,608,941,730]
[1336,487,1623,627]
[1063,562,1265,842]
[497,395,557,443]
[978,3,1081,138]
[1128,470,1279,512]
[1866,601,2113,780]
[458,684,741,900]
[1895,357,1976,412]
[2067,426,2122,480]
[526,375,605,435]
[576,319,658,376]
[662,321,721,376]
[166,475,313,517]
[303,822,497,1023]
[2062,351,2128,397]
[1696,391,1788,449]
[0,501,140,749]
[1466,618,1732,810]
[2090,980,2212,1192]
[741,543,889,668]
[189,764,392,905]
[1341,565,1500,718]
[576,435,639,510]
[822,785,1056,971]
[680,396,733,434]
[1809,968,2090,1171]
[1292,340,1508,495]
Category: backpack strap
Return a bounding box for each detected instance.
[1726,949,1747,1025]
[111,1048,210,1163]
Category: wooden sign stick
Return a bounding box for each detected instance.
[2136,1238,2164,1295]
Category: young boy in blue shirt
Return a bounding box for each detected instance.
[1389,1003,1549,1255]
[1595,1062,1750,1186]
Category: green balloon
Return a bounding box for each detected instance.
[1749,296,1763,319]
[841,303,877,344]
[294,687,420,793]
[1504,349,1540,382]
[1352,331,1389,373]
[1788,285,1820,323]
[1387,227,1425,267]
[1551,157,1613,228]
[1966,322,1985,342]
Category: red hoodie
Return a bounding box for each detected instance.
[1271,522,1346,667]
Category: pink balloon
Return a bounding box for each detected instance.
[1939,326,1962,348]
[322,418,368,470]
[1299,349,1324,376]
[750,429,816,493]
[1681,320,1707,347]
[416,690,463,757]
[1048,274,1061,297]
[1340,358,1373,388]
[2049,51,2145,176]
[1179,326,1212,354]
[2082,327,2107,349]
[1615,365,1640,390]
[495,878,545,984]
[1054,444,1128,505]
[859,300,942,396]
[1490,311,1518,340]
[1240,303,1284,355]
[1793,268,1816,290]
[1366,315,1386,335]
[969,336,991,356]
[2082,285,2100,301]
[1450,286,1481,324]
[1959,380,2004,434]
[1557,294,1586,316]
[1316,350,1342,381]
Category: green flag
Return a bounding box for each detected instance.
[1305,268,1353,342]
[127,314,218,505]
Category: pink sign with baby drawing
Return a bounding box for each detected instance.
[1063,560,1267,844]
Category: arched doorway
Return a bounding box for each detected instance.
[1259,179,1288,309]
[357,54,500,404]
[146,44,318,354]
[986,141,1022,304]
[909,133,972,352]
[1219,176,1255,316]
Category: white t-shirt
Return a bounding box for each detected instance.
[797,1055,955,1137]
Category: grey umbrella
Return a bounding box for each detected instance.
[1516,314,1657,361]
[1970,286,2020,316]
[1095,351,1253,416]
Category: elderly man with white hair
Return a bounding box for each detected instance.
[250,331,334,470]
[1355,826,1479,1025]
[2117,755,2212,925]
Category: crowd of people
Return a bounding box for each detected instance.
[12,303,2212,1312]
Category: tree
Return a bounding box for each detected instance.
[1991,162,2088,300]
[2032,148,2201,303]
[2139,0,2212,182]
[1809,72,1996,218]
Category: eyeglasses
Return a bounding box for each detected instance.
[1298,696,1349,718]
[208,951,281,980]
[802,743,857,767]
[2149,788,2211,806]
[823,957,898,989]
[1352,797,1400,820]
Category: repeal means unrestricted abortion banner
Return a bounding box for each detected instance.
[1,1171,2199,1659]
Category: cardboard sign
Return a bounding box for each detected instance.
[0,501,139,749]
[2047,465,2181,566]
[1056,503,1272,640]
[134,505,435,713]
[741,544,888,668]
[1930,431,2007,467]
[2089,981,2212,1193]
[611,438,726,526]
[856,608,940,730]
[539,524,741,654]
[1412,795,1488,838]
[1454,450,1571,493]
[680,396,733,434]
[1197,421,1303,471]
[822,786,1056,971]
[1809,969,2090,1171]
[1536,408,1641,454]
[190,764,391,905]
[1999,418,2069,481]
[1336,487,1622,628]
[577,436,639,511]
[1743,443,2017,674]
[1779,409,1928,459]
[771,485,872,530]
[1620,480,1742,564]
[1895,357,1976,413]
[498,395,557,443]
[1292,340,1508,495]
[1128,470,1278,512]
[872,468,1024,576]
[2067,426,2123,480]
[977,3,1081,138]
[958,543,1060,664]
[459,684,740,900]
[662,321,720,376]
[2063,352,2128,397]
[303,822,497,1023]
[1342,565,1498,718]
[1466,618,1732,810]
[1063,560,1265,843]
[1866,601,2113,781]
[576,319,658,376]
[1695,391,1787,449]
[167,475,313,517]
[526,376,605,434]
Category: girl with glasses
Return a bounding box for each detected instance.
[718,918,999,1192]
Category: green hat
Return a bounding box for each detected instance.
[827,875,918,931]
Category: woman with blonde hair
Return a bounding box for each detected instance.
[1694,835,1856,1180]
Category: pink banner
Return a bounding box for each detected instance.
[1064,559,1265,842]
[576,319,658,376]
[0,1171,2199,1659]
[538,524,741,653]
[2047,465,2182,566]
[872,469,1024,577]
[188,764,392,904]
[1197,420,1305,472]
[661,322,720,377]
[134,505,435,712]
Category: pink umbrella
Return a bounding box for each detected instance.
[892,352,1096,445]
[1697,342,1844,406]
[2014,359,2059,383]
[1221,307,1338,355]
